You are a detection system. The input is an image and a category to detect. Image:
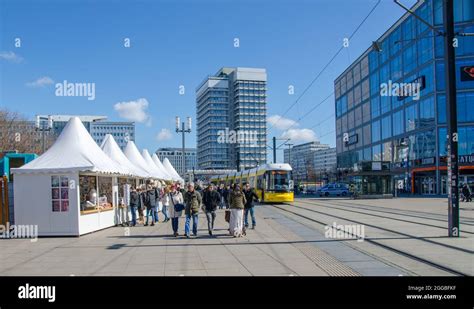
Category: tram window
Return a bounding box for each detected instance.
[257,175,263,189]
[267,171,290,191]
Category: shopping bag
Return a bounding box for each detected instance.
[225,209,231,222]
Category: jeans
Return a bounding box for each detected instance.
[130,206,137,226]
[185,214,198,236]
[146,207,157,225]
[171,217,179,233]
[162,205,169,221]
[205,210,216,231]
[154,207,160,222]
[244,207,256,227]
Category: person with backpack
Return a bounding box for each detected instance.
[183,182,202,238]
[229,184,246,237]
[169,185,184,237]
[243,183,259,229]
[202,183,221,236]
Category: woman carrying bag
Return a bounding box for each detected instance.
[169,185,185,237]
[229,184,246,237]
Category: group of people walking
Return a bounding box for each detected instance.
[126,181,260,238]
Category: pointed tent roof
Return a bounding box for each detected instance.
[151,154,177,181]
[100,134,148,178]
[141,149,169,180]
[123,141,154,178]
[162,157,183,181]
[13,117,129,175]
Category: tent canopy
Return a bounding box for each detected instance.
[123,141,156,179]
[141,149,170,180]
[162,157,183,182]
[13,117,131,175]
[152,153,177,181]
[100,134,149,178]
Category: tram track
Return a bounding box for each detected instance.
[303,197,474,225]
[286,201,473,254]
[269,203,471,276]
[294,199,474,235]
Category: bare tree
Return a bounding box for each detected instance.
[0,108,55,155]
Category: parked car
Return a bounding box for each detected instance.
[316,183,349,197]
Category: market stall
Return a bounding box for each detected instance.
[12,117,134,236]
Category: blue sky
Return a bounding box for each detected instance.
[0,0,415,161]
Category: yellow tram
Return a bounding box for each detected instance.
[210,163,294,203]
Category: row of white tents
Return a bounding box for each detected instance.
[12,117,183,236]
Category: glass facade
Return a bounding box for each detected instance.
[334,0,474,195]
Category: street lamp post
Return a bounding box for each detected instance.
[35,115,53,154]
[175,116,191,179]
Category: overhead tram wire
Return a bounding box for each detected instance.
[268,0,382,132]
[308,1,443,142]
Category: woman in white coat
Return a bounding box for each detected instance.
[169,185,184,237]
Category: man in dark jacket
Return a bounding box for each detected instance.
[217,184,224,209]
[144,185,157,226]
[243,183,259,229]
[202,184,221,236]
[129,187,139,226]
[184,183,202,238]
[223,185,231,209]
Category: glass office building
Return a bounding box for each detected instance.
[334,0,474,195]
[196,67,267,170]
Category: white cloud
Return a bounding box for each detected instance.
[156,128,173,141]
[268,114,298,130]
[280,128,318,143]
[0,51,23,63]
[114,98,151,124]
[26,76,54,88]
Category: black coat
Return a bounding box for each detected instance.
[243,189,259,209]
[145,189,158,208]
[222,189,230,202]
[203,190,221,211]
[130,191,139,208]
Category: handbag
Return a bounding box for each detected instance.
[225,209,231,222]
[174,203,185,212]
[170,193,185,212]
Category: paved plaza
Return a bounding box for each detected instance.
[0,198,472,276]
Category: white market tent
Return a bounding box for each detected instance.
[12,117,133,236]
[162,157,183,182]
[123,141,156,179]
[15,117,130,175]
[100,134,149,178]
[152,153,178,181]
[141,149,169,180]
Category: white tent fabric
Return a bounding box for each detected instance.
[13,117,130,175]
[152,154,177,181]
[162,157,183,181]
[123,141,154,178]
[100,134,149,178]
[141,149,169,180]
